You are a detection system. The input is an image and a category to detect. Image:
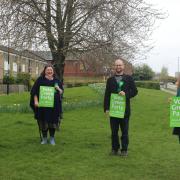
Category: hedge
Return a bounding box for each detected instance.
[135,81,160,90]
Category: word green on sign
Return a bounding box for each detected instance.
[109,93,126,118]
[170,96,180,127]
[38,86,55,108]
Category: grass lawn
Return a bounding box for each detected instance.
[0,92,29,105]
[0,86,100,106]
[0,87,180,180]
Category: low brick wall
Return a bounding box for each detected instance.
[0,84,28,94]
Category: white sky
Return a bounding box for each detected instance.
[139,0,180,76]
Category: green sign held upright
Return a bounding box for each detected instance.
[109,93,126,118]
[170,96,180,127]
[38,86,55,108]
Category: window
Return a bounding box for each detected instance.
[36,66,39,75]
[3,53,8,61]
[4,70,8,76]
[21,64,25,72]
[4,60,9,71]
[80,63,84,71]
[13,62,17,72]
[3,53,10,71]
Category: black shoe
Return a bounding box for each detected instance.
[120,151,128,157]
[109,150,118,156]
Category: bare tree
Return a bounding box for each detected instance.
[0,0,164,80]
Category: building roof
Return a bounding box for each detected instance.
[0,45,20,56]
[30,51,53,61]
[0,45,46,62]
[0,45,80,62]
[31,51,79,61]
[22,50,46,62]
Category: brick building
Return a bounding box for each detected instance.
[32,51,133,77]
[0,45,133,83]
[0,45,47,83]
[32,51,96,77]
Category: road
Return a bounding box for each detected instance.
[160,83,177,95]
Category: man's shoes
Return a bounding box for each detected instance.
[41,137,48,145]
[109,150,119,156]
[50,137,56,145]
[120,150,128,157]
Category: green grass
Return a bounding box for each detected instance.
[64,76,104,83]
[0,86,102,113]
[0,92,29,105]
[0,86,100,105]
[0,87,180,180]
[63,86,101,103]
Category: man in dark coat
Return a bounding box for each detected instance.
[104,59,138,156]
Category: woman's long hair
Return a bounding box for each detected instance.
[41,64,57,78]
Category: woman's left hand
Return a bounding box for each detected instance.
[59,88,63,94]
[55,85,63,94]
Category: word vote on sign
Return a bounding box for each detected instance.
[170,97,180,127]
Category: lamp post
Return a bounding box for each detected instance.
[7,32,10,95]
[5,14,12,95]
[178,57,180,74]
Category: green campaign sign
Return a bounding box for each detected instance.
[38,86,55,108]
[170,96,180,127]
[109,93,126,118]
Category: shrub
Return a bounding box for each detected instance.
[135,81,160,90]
[65,82,89,88]
[3,75,15,84]
[29,79,35,89]
[16,73,31,86]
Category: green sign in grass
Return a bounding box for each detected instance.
[109,93,126,118]
[170,96,180,127]
[38,86,55,108]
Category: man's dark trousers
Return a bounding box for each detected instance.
[110,117,129,152]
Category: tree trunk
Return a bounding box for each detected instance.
[52,52,65,82]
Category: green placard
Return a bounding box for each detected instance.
[38,86,55,108]
[170,96,180,127]
[109,93,126,118]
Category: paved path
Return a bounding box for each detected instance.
[161,88,176,95]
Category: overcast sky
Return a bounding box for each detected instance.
[138,0,180,76]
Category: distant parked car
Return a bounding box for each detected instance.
[168,82,173,85]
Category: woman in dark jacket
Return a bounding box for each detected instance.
[30,64,63,145]
[173,77,180,143]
